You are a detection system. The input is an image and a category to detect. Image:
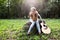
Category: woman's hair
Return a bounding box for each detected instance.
[30,7,36,11]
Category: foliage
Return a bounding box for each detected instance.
[0,0,60,18]
[0,19,60,40]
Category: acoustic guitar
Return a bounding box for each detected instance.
[40,21,51,34]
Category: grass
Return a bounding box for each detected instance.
[0,19,60,40]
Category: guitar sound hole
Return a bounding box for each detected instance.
[43,25,45,27]
[43,25,47,27]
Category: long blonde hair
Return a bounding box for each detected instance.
[30,7,36,11]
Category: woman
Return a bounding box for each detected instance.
[27,7,41,35]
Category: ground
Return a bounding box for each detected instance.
[0,19,60,40]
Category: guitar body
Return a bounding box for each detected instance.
[42,27,51,34]
[41,21,51,34]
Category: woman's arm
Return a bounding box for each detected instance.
[36,11,41,19]
[28,12,32,19]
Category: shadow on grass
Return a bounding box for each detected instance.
[0,28,60,40]
[17,29,60,40]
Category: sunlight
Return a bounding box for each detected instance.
[25,0,38,7]
[24,0,44,8]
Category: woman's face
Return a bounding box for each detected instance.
[32,9,36,12]
[31,7,36,12]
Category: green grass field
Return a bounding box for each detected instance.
[0,19,60,40]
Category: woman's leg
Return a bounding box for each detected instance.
[27,21,35,34]
[36,20,41,34]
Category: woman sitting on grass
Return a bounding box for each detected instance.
[27,7,41,35]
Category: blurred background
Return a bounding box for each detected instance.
[0,0,60,40]
[0,0,60,19]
